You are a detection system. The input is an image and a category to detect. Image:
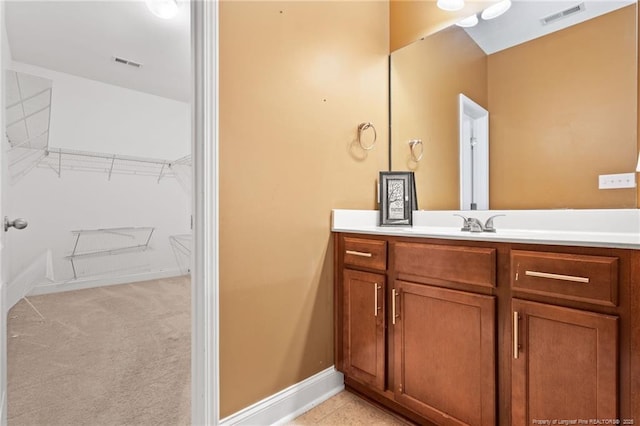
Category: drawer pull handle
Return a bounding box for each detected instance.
[346,250,372,258]
[525,270,589,284]
[513,311,520,359]
[374,284,381,316]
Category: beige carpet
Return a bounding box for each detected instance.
[7,276,191,426]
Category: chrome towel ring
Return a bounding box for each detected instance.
[408,139,424,162]
[357,122,377,151]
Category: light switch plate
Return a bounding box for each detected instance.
[598,173,636,189]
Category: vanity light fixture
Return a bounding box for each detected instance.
[437,0,465,12]
[145,0,178,19]
[481,0,512,20]
[456,14,479,28]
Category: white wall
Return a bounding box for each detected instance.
[9,61,189,159]
[6,167,190,284]
[4,61,190,292]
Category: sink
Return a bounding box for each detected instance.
[331,209,640,249]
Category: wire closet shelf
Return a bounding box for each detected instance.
[5,70,192,183]
[39,148,191,182]
[66,226,155,280]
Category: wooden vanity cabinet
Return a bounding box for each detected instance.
[510,249,622,424]
[342,269,386,391]
[335,234,498,425]
[336,236,388,392]
[391,242,497,425]
[393,280,496,425]
[334,233,639,425]
[511,299,618,424]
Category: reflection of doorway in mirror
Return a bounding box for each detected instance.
[459,94,489,210]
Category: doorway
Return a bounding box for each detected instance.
[0,1,218,424]
[459,93,489,210]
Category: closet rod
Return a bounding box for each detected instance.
[45,147,181,166]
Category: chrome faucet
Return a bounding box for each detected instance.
[483,214,505,233]
[453,214,472,231]
[467,217,485,232]
[454,214,505,233]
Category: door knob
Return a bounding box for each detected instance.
[4,217,28,232]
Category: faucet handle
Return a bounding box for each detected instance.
[453,214,471,231]
[467,217,485,233]
[484,214,505,233]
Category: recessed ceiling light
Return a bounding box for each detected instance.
[481,0,512,20]
[145,0,179,20]
[437,0,465,12]
[457,14,479,28]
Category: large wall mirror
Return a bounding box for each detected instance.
[390,1,638,210]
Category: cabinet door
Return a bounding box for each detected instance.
[393,280,496,426]
[512,299,618,424]
[343,269,385,391]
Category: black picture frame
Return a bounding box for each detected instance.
[410,171,418,211]
[379,171,415,226]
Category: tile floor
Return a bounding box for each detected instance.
[288,390,411,425]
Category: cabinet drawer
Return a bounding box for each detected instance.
[394,242,496,288]
[511,250,619,307]
[343,237,387,271]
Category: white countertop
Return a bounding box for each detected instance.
[332,209,640,249]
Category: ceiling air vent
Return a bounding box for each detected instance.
[113,56,143,68]
[540,2,586,26]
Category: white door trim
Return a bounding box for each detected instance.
[459,93,489,210]
[0,1,7,423]
[191,1,219,425]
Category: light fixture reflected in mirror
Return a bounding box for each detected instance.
[452,0,512,27]
[145,0,178,19]
[437,0,465,12]
[481,0,512,20]
[457,14,479,28]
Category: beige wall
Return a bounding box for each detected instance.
[488,5,636,209]
[391,26,487,210]
[219,1,389,417]
[218,0,638,417]
[390,0,491,51]
[390,3,638,210]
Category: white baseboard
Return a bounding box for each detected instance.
[5,250,53,313]
[0,388,5,426]
[27,268,185,297]
[219,367,344,426]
